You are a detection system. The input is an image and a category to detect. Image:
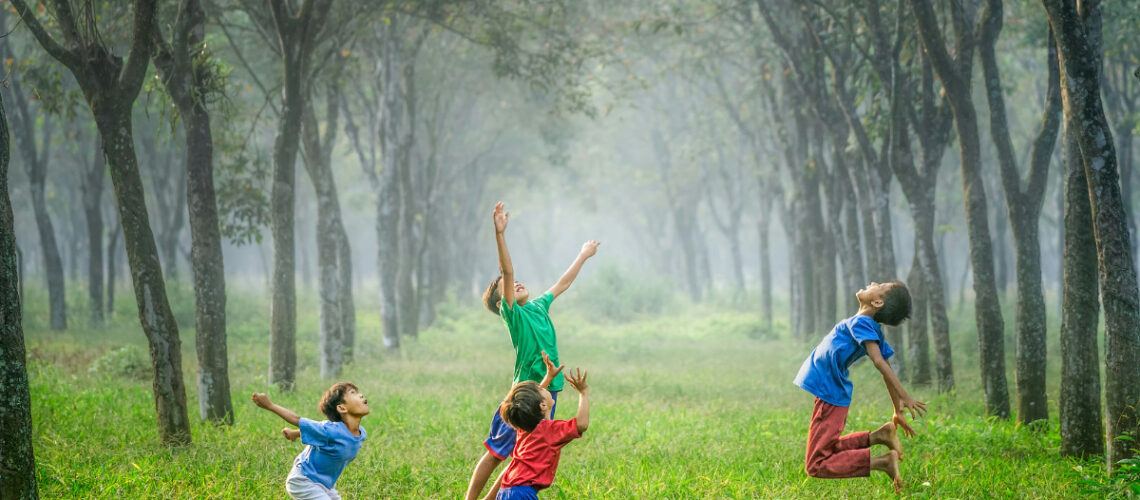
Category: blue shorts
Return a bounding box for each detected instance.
[496,485,538,500]
[484,390,559,459]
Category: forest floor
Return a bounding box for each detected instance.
[18,284,1124,499]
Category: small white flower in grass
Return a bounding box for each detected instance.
[922,482,931,487]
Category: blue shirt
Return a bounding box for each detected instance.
[793,315,895,407]
[294,417,367,489]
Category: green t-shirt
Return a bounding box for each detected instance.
[500,291,563,392]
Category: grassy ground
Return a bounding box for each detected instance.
[19,284,1116,499]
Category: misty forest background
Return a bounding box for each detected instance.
[0,0,1139,498]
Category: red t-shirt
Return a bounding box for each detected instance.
[501,418,583,489]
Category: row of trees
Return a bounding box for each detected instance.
[2,0,1139,497]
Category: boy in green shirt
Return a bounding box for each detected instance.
[464,202,599,500]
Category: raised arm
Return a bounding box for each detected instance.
[494,202,515,309]
[564,368,590,433]
[251,392,301,426]
[864,341,927,437]
[547,241,600,299]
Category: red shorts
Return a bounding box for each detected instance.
[804,398,871,478]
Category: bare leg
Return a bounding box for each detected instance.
[870,421,903,461]
[465,451,504,500]
[481,468,507,500]
[870,450,902,494]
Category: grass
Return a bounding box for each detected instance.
[18,283,1119,499]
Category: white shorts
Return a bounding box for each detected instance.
[286,465,342,500]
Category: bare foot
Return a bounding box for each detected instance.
[872,421,904,461]
[884,450,902,494]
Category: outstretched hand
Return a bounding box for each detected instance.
[542,351,564,380]
[893,412,916,438]
[901,397,928,421]
[493,202,509,234]
[564,367,589,393]
[251,392,272,409]
[580,240,600,258]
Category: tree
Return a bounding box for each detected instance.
[10,0,192,445]
[1043,0,1140,472]
[151,0,234,424]
[0,11,66,331]
[300,55,356,378]
[909,0,1010,418]
[81,134,105,327]
[978,0,1061,425]
[0,87,38,500]
[244,0,334,388]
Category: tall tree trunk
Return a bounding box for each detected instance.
[99,107,192,445]
[0,83,39,500]
[979,1,1059,425]
[184,104,232,422]
[106,219,121,315]
[337,224,355,361]
[758,196,773,332]
[300,79,354,378]
[269,71,301,388]
[907,247,932,386]
[82,135,105,327]
[377,18,405,349]
[1044,0,1140,471]
[4,72,65,330]
[1059,116,1104,458]
[910,0,1010,418]
[151,1,234,422]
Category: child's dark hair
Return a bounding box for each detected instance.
[873,281,911,326]
[318,382,358,422]
[499,381,545,432]
[483,276,503,315]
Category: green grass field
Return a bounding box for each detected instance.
[17,284,1122,499]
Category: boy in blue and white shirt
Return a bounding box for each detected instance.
[253,383,369,500]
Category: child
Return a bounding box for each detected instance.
[485,364,590,500]
[465,202,599,500]
[252,383,370,500]
[793,281,926,494]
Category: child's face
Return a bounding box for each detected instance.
[339,388,370,417]
[501,279,529,304]
[539,388,554,420]
[856,282,892,309]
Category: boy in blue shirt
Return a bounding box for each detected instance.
[793,281,927,494]
[464,202,599,500]
[252,383,369,500]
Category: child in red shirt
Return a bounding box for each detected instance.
[483,365,590,500]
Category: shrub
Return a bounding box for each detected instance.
[568,265,675,322]
[88,345,150,381]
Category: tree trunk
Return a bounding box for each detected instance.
[7,86,65,330]
[907,247,932,386]
[83,135,105,327]
[758,197,773,332]
[979,0,1058,425]
[106,220,121,315]
[910,0,1010,418]
[916,203,954,392]
[300,85,353,378]
[1044,0,1140,471]
[98,107,192,445]
[1059,116,1104,458]
[269,42,304,390]
[377,19,405,349]
[182,102,232,423]
[0,83,39,500]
